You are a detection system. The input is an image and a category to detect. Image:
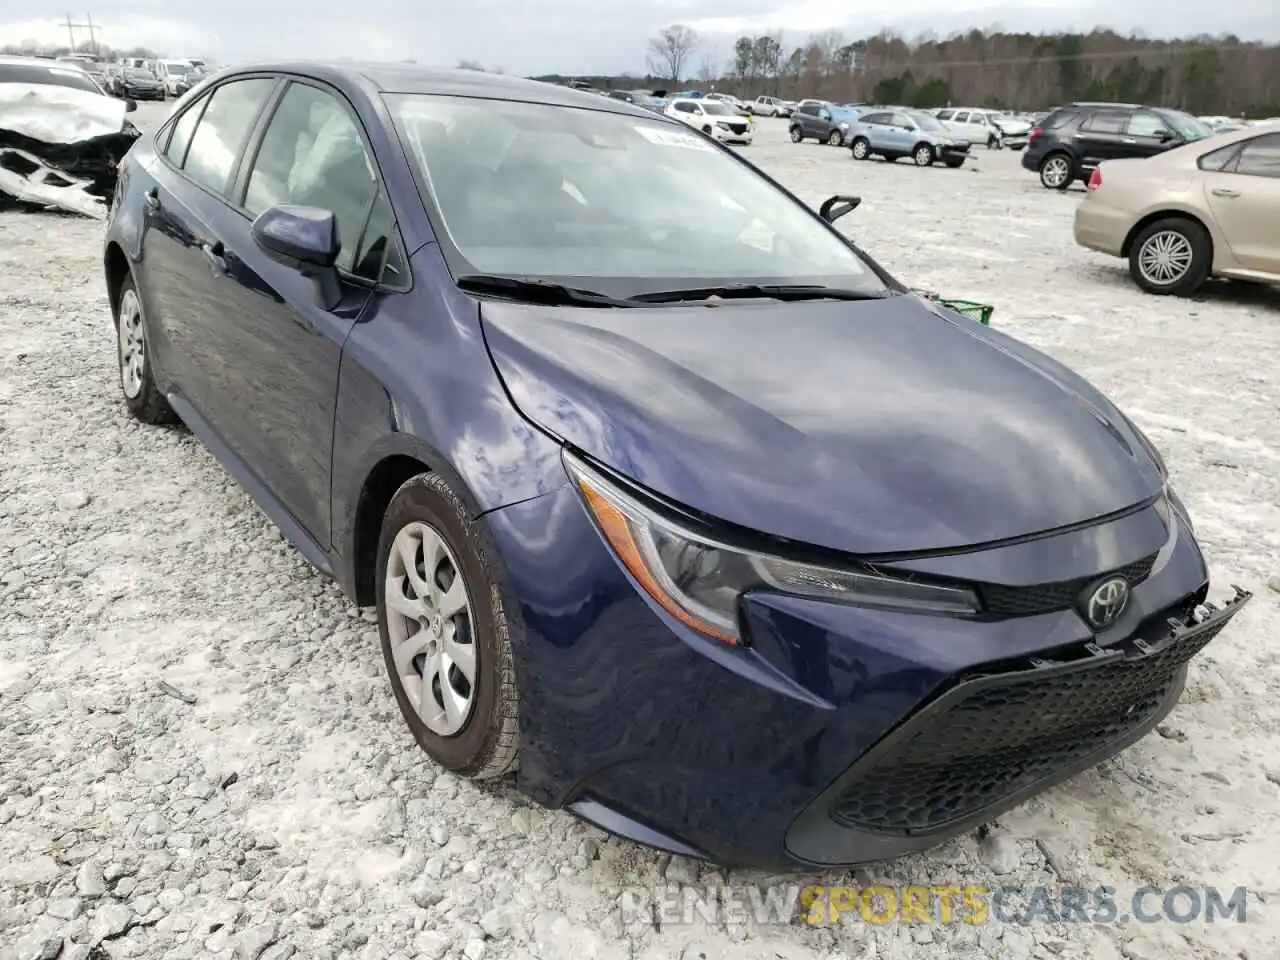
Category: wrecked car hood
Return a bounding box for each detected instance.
[0,83,138,218]
[0,83,128,142]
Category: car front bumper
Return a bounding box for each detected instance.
[484,480,1244,868]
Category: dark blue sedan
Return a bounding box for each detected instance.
[104,62,1250,868]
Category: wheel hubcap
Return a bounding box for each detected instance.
[1044,158,1068,185]
[385,521,477,736]
[854,142,867,158]
[916,148,930,165]
[117,290,145,400]
[1138,231,1193,285]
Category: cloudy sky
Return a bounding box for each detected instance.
[1,0,1276,75]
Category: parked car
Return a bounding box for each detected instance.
[103,61,1249,870]
[0,55,139,215]
[789,103,860,145]
[749,95,790,117]
[849,109,971,167]
[155,59,195,97]
[665,97,753,144]
[1074,123,1280,295]
[101,64,125,97]
[934,108,1008,147]
[1023,102,1214,190]
[120,67,165,101]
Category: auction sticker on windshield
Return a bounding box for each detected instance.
[635,125,715,151]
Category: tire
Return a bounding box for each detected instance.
[913,143,935,167]
[789,126,803,143]
[114,274,178,424]
[850,137,870,160]
[827,129,844,146]
[944,158,965,168]
[1127,217,1212,297]
[1039,153,1073,190]
[376,472,520,780]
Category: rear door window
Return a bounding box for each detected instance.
[953,112,970,123]
[181,78,276,195]
[164,93,210,165]
[1080,111,1128,134]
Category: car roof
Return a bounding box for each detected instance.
[216,61,658,118]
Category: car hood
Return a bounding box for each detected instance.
[480,295,1164,555]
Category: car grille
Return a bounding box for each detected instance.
[727,122,748,135]
[827,588,1246,835]
[980,554,1157,617]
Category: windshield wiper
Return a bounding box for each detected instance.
[628,284,894,304]
[456,274,637,308]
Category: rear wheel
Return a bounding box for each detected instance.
[1128,218,1212,297]
[115,275,177,424]
[789,125,803,142]
[827,129,844,146]
[850,137,870,160]
[913,143,935,167]
[1039,153,1072,190]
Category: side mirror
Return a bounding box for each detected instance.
[125,98,137,112]
[1157,129,1175,142]
[819,194,862,224]
[820,111,832,121]
[251,204,342,310]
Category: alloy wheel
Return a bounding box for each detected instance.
[384,521,477,737]
[1041,156,1070,188]
[789,127,802,142]
[1137,231,1194,286]
[914,145,933,166]
[851,139,869,160]
[828,130,843,146]
[117,288,146,400]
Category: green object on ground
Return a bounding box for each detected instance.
[934,299,994,325]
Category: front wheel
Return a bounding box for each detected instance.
[913,143,935,167]
[1039,153,1072,190]
[850,137,871,160]
[1128,218,1212,297]
[944,158,965,168]
[827,129,844,146]
[789,126,803,143]
[377,473,521,779]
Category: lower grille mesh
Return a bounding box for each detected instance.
[980,554,1157,617]
[829,607,1229,835]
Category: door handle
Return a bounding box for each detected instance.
[201,241,227,274]
[1122,137,1136,144]
[143,187,160,212]
[1211,187,1240,198]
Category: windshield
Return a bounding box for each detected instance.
[387,94,886,295]
[0,63,102,93]
[700,101,733,116]
[908,112,945,131]
[125,69,152,79]
[1156,109,1213,141]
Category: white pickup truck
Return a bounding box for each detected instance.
[934,108,1030,150]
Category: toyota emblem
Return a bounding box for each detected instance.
[1083,576,1130,629]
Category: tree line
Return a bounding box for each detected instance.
[640,26,1280,117]
[0,40,161,59]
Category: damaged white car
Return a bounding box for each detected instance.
[0,55,140,218]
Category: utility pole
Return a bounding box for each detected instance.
[62,12,103,55]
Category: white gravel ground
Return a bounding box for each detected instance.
[2,105,1279,960]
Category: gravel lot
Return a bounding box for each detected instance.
[2,103,1278,960]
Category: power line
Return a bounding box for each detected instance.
[62,12,104,55]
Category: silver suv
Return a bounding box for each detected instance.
[848,109,972,168]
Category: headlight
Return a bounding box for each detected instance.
[565,452,981,645]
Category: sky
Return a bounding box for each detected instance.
[1,1,1277,76]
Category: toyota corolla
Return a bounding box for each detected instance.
[103,62,1250,868]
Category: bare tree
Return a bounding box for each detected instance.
[646,24,699,83]
[696,52,718,83]
[456,59,485,71]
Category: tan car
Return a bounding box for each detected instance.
[1074,123,1280,295]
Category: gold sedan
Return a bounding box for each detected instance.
[1074,122,1280,296]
